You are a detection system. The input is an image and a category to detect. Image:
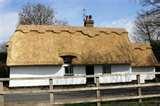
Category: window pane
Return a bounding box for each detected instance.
[65,66,73,76]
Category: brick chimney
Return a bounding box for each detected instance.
[84,15,94,27]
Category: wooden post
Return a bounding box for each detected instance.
[137,74,142,103]
[0,81,4,106]
[96,77,101,106]
[49,78,54,104]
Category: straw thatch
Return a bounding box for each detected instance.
[7,25,133,66]
[132,43,157,67]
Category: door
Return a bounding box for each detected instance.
[86,65,94,84]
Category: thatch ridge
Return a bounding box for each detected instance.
[16,25,127,35]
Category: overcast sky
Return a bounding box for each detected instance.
[0,0,142,43]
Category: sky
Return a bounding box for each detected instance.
[0,0,142,43]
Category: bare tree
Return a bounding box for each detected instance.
[134,8,160,42]
[55,20,68,26]
[19,3,68,25]
[0,42,7,53]
[0,42,9,78]
[138,0,160,7]
[134,0,160,62]
[134,0,160,42]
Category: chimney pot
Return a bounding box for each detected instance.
[84,15,94,27]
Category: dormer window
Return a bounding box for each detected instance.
[63,56,72,64]
[60,55,76,76]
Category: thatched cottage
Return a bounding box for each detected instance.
[7,17,157,87]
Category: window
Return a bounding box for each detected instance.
[65,65,73,76]
[61,55,75,76]
[102,64,111,74]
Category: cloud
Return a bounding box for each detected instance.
[99,18,136,42]
[0,0,8,8]
[0,0,9,5]
[104,18,131,31]
[110,18,136,42]
[0,0,5,3]
[0,12,18,43]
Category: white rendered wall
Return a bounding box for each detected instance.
[9,65,86,87]
[132,67,155,83]
[99,65,132,83]
[10,64,154,87]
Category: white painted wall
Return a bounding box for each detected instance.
[99,65,132,83]
[9,65,86,87]
[132,67,155,83]
[9,64,155,87]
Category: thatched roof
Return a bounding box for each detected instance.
[132,43,157,67]
[7,25,133,66]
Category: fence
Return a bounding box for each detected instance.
[1,72,160,106]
